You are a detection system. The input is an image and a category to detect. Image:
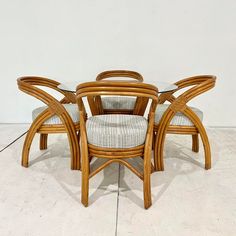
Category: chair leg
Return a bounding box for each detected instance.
[198,127,211,170]
[152,131,158,171]
[143,147,152,209]
[81,146,89,207]
[67,130,80,170]
[192,134,199,152]
[188,116,211,170]
[39,134,48,150]
[22,125,38,167]
[77,132,81,169]
[154,130,166,171]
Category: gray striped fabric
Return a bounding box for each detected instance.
[32,104,80,125]
[101,96,136,110]
[86,114,148,148]
[155,104,203,126]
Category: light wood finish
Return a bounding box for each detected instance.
[153,75,216,171]
[17,76,80,170]
[95,70,147,115]
[76,81,158,209]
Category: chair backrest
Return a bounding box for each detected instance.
[96,70,143,82]
[17,76,76,125]
[76,81,159,148]
[76,81,158,118]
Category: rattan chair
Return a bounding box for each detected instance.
[153,75,216,171]
[76,81,158,209]
[95,70,145,115]
[17,76,80,170]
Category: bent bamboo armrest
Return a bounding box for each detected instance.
[18,76,76,104]
[158,75,216,104]
[157,75,216,127]
[17,76,77,123]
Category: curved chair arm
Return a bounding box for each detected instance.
[158,75,216,104]
[157,75,216,130]
[96,70,143,81]
[17,76,77,123]
[18,76,76,104]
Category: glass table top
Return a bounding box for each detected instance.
[58,80,178,94]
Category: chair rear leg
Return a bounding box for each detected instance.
[192,134,199,152]
[40,134,48,150]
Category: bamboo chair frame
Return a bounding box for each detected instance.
[17,76,80,170]
[153,75,216,171]
[95,70,147,115]
[76,81,158,209]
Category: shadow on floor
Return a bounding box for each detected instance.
[12,133,220,208]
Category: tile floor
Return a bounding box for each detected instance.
[0,125,235,236]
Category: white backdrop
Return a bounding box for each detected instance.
[0,0,235,126]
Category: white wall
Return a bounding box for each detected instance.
[0,0,235,126]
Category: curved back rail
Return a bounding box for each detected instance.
[95,70,145,115]
[77,81,158,115]
[96,70,143,81]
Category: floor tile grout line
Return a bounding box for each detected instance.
[115,163,121,236]
[208,126,236,128]
[0,131,27,152]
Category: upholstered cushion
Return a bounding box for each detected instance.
[86,114,148,148]
[101,96,136,110]
[32,104,79,125]
[155,104,203,126]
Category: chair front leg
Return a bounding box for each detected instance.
[184,108,211,169]
[199,128,211,169]
[22,110,52,167]
[81,146,89,207]
[22,124,38,167]
[58,112,80,170]
[143,147,152,209]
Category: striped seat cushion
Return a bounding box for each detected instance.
[155,104,203,126]
[101,96,136,110]
[86,114,148,148]
[32,104,79,125]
